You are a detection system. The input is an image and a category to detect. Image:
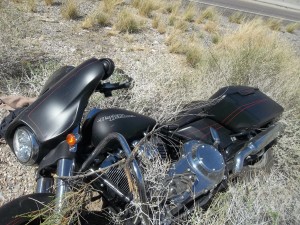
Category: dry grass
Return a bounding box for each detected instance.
[286,22,299,33]
[183,2,196,22]
[229,12,245,24]
[27,0,37,12]
[115,8,143,33]
[266,18,282,31]
[162,0,180,14]
[165,31,186,54]
[61,0,78,20]
[157,21,167,34]
[1,2,300,224]
[152,15,160,29]
[185,43,203,67]
[152,15,167,34]
[175,19,188,32]
[81,12,110,29]
[103,0,123,13]
[204,21,218,33]
[168,13,177,26]
[132,0,160,17]
[166,31,204,67]
[197,6,218,23]
[81,4,110,29]
[44,0,54,6]
[211,33,221,44]
[212,19,300,108]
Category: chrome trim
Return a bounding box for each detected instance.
[36,177,54,193]
[210,127,221,148]
[55,158,75,211]
[167,140,225,214]
[13,126,40,165]
[233,122,285,174]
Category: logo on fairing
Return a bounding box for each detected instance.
[97,114,136,122]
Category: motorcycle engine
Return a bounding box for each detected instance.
[166,140,225,214]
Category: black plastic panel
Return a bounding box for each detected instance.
[173,118,232,148]
[207,86,284,132]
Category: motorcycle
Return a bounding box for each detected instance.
[0,57,285,224]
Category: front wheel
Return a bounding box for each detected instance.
[0,193,112,225]
[0,193,54,225]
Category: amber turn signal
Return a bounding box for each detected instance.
[66,133,77,146]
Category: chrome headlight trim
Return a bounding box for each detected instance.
[13,126,39,165]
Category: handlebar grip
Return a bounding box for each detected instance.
[99,58,115,80]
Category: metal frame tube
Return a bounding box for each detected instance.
[233,122,284,174]
[55,158,75,211]
[36,177,54,193]
[79,132,150,224]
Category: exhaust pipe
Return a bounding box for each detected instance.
[233,122,285,174]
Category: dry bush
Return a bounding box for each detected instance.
[165,31,185,54]
[213,19,300,109]
[174,19,188,31]
[286,22,299,33]
[61,0,78,20]
[152,15,160,29]
[115,8,144,33]
[229,12,245,24]
[183,2,196,22]
[168,14,176,26]
[157,21,167,34]
[132,0,160,17]
[27,0,37,12]
[204,21,218,33]
[44,0,54,6]
[168,38,185,54]
[162,0,180,14]
[211,33,221,44]
[81,4,110,29]
[197,6,218,23]
[185,43,203,67]
[166,31,204,68]
[103,0,123,13]
[152,15,167,34]
[266,18,282,31]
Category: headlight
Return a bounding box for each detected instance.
[13,127,39,165]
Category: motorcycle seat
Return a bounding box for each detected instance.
[164,101,210,131]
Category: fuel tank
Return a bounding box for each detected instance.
[91,108,156,146]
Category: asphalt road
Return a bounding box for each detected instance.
[193,0,300,22]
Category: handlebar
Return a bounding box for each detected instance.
[99,58,115,80]
[97,74,133,97]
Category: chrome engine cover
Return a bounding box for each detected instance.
[167,140,225,212]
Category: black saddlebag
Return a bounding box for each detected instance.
[206,86,284,132]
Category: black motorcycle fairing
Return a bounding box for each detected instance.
[5,58,109,151]
[40,65,75,96]
[37,141,75,175]
[91,108,156,146]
